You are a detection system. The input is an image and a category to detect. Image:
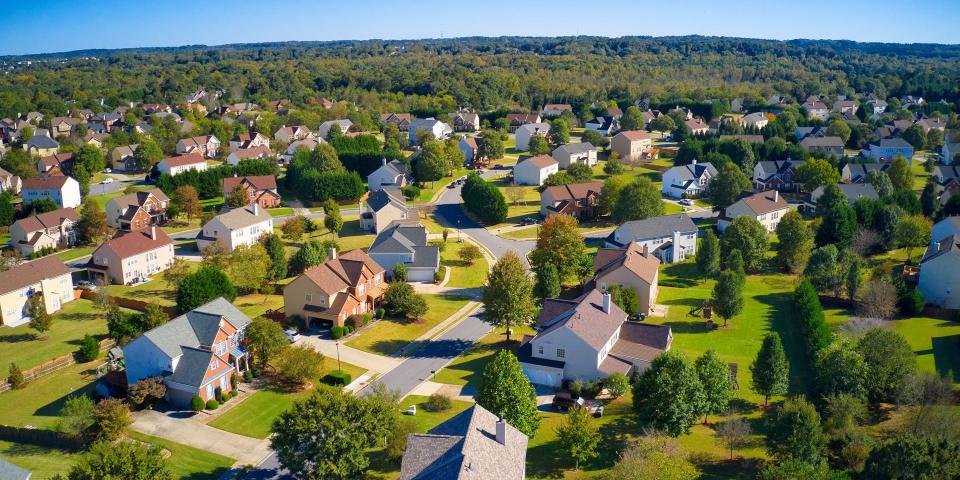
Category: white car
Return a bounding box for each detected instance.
[100,177,114,184]
[285,329,302,343]
[679,199,692,206]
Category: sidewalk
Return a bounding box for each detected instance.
[296,336,402,373]
[131,410,272,466]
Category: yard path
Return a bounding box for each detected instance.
[295,336,401,374]
[131,410,272,466]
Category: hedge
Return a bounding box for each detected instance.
[323,370,352,386]
[205,399,220,410]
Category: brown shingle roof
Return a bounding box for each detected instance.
[231,145,272,160]
[542,181,603,201]
[0,255,70,295]
[94,228,172,260]
[617,130,651,141]
[14,207,78,233]
[23,176,70,190]
[223,175,278,192]
[301,250,385,295]
[161,152,205,168]
[519,155,557,169]
[736,190,790,216]
[594,242,660,285]
[536,289,627,350]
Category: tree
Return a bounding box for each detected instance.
[549,118,570,146]
[92,398,131,441]
[775,211,813,273]
[825,119,852,143]
[648,115,675,134]
[461,173,507,224]
[751,333,789,405]
[132,139,164,170]
[902,123,928,150]
[59,394,95,435]
[603,158,624,175]
[814,338,868,399]
[814,183,845,216]
[386,417,418,460]
[598,175,629,216]
[609,435,699,480]
[392,263,408,281]
[274,345,325,385]
[127,377,167,408]
[612,177,664,223]
[867,170,894,198]
[716,418,752,460]
[864,435,960,480]
[620,106,646,131]
[406,294,428,320]
[606,372,630,398]
[458,243,481,265]
[482,251,535,343]
[225,243,270,293]
[887,155,913,191]
[765,396,826,465]
[175,266,236,314]
[323,211,344,239]
[281,216,305,241]
[384,281,415,316]
[795,279,832,356]
[476,350,540,437]
[720,216,768,273]
[311,143,343,172]
[0,193,14,227]
[896,214,932,263]
[711,270,744,327]
[172,185,201,220]
[556,406,600,470]
[66,441,172,480]
[246,317,289,367]
[74,164,91,196]
[566,162,592,182]
[7,362,24,389]
[709,162,751,208]
[921,181,939,217]
[822,393,867,440]
[804,244,842,293]
[856,328,916,402]
[261,233,287,281]
[77,200,109,245]
[816,202,857,248]
[608,284,640,314]
[77,334,100,362]
[529,214,588,283]
[632,350,705,437]
[28,294,53,339]
[796,158,840,191]
[855,278,899,319]
[696,230,721,279]
[527,135,550,155]
[695,350,732,423]
[477,131,505,163]
[289,240,326,274]
[225,184,249,209]
[533,263,561,300]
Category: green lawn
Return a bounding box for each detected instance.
[285,214,374,253]
[0,439,80,479]
[128,432,234,480]
[433,326,536,390]
[500,226,539,240]
[267,207,294,217]
[0,299,114,370]
[346,294,473,355]
[106,262,199,306]
[233,293,285,319]
[161,217,201,234]
[55,246,94,262]
[438,242,488,289]
[0,360,100,429]
[414,168,470,203]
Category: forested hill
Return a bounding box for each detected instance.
[2,36,958,119]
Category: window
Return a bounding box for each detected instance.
[537,345,543,355]
[358,284,365,295]
[305,293,312,303]
[556,348,565,358]
[210,360,219,371]
[206,384,213,399]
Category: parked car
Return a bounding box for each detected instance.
[679,199,692,206]
[76,280,97,291]
[551,391,584,411]
[285,329,302,343]
[521,217,539,226]
[100,177,114,184]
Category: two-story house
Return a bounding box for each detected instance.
[87,227,175,285]
[408,118,453,145]
[661,160,717,198]
[157,153,208,177]
[919,235,960,310]
[540,182,603,219]
[196,203,273,253]
[808,184,878,209]
[458,136,478,164]
[866,138,914,163]
[552,143,597,169]
[800,136,845,157]
[222,175,281,209]
[0,166,21,193]
[380,113,413,131]
[21,176,81,209]
[122,297,251,407]
[593,243,661,315]
[541,104,573,117]
[50,116,82,138]
[226,145,273,165]
[367,159,409,192]
[24,135,60,157]
[0,256,75,327]
[718,190,791,232]
[176,135,220,158]
[448,112,480,132]
[753,159,806,191]
[318,119,354,139]
[367,222,440,282]
[604,214,698,264]
[104,188,170,231]
[841,162,888,184]
[505,113,541,133]
[10,207,79,257]
[229,132,270,151]
[274,125,314,144]
[513,155,559,186]
[110,144,140,172]
[514,122,550,152]
[38,152,75,176]
[360,188,418,234]
[283,248,386,328]
[611,130,653,162]
[517,289,672,387]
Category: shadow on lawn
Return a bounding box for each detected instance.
[932,334,960,380]
[33,376,98,419]
[0,332,37,343]
[753,291,811,396]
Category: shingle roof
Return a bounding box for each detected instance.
[230,145,272,160]
[161,152,205,168]
[107,188,169,210]
[800,136,845,148]
[553,142,595,156]
[613,214,697,242]
[922,234,960,264]
[517,155,557,169]
[92,228,172,260]
[616,130,650,141]
[13,207,78,233]
[300,250,385,295]
[223,175,278,192]
[0,255,70,296]
[542,181,603,201]
[140,297,251,359]
[594,242,661,285]
[874,137,913,149]
[367,188,407,213]
[665,162,717,184]
[732,190,790,216]
[23,175,70,190]
[208,204,272,230]
[813,183,879,203]
[166,346,217,387]
[26,135,59,149]
[536,289,629,351]
[0,457,31,480]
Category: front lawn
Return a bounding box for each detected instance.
[267,207,294,217]
[233,293,285,319]
[128,432,234,480]
[346,294,473,355]
[0,299,113,370]
[499,226,539,240]
[433,327,536,391]
[284,214,374,253]
[106,262,199,306]
[55,246,94,262]
[438,242,488,289]
[0,439,80,479]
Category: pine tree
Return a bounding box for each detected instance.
[476,350,540,437]
[696,230,720,280]
[261,233,287,281]
[28,294,53,339]
[533,263,561,300]
[794,279,832,356]
[751,333,789,405]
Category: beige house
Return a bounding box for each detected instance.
[593,242,661,315]
[718,190,791,232]
[274,125,314,144]
[611,130,653,162]
[111,144,140,172]
[0,256,75,327]
[88,227,175,285]
[283,249,386,327]
[10,207,79,257]
[175,135,220,158]
[360,189,418,233]
[196,203,273,253]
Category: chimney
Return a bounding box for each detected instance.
[602,291,612,314]
[252,203,259,216]
[692,159,697,166]
[328,247,337,260]
[496,416,507,445]
[150,226,157,240]
[642,244,649,257]
[773,190,779,202]
[382,157,387,167]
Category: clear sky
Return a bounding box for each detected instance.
[4,0,959,56]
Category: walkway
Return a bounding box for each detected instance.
[131,410,272,466]
[295,336,401,374]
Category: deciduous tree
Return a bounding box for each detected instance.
[482,251,535,342]
[695,350,732,423]
[172,185,202,220]
[632,350,705,437]
[720,216,768,272]
[246,316,289,367]
[765,397,826,465]
[751,333,789,405]
[476,350,540,437]
[66,441,172,480]
[556,406,600,470]
[775,211,813,273]
[712,270,744,327]
[613,177,664,223]
[175,266,237,314]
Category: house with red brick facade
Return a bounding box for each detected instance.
[104,188,170,231]
[222,175,281,208]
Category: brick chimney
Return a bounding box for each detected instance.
[496,416,507,445]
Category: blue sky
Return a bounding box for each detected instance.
[4,0,959,55]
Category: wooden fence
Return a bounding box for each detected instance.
[78,289,178,317]
[0,425,85,451]
[0,337,115,394]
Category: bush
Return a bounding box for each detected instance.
[362,312,374,325]
[347,314,364,331]
[7,362,24,390]
[377,308,385,319]
[899,286,925,316]
[191,395,204,412]
[77,334,100,362]
[434,269,445,283]
[424,393,453,412]
[323,370,353,386]
[606,373,631,397]
[243,370,254,383]
[401,185,421,201]
[230,374,237,390]
[392,263,409,281]
[205,399,219,410]
[331,325,344,339]
[215,386,223,402]
[230,390,238,398]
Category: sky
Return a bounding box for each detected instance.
[3,0,960,56]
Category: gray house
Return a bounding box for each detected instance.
[367,223,440,282]
[367,158,409,192]
[604,214,698,263]
[318,119,353,139]
[551,142,597,169]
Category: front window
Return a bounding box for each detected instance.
[556,348,565,359]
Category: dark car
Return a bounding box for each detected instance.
[551,391,582,411]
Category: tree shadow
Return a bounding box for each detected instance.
[33,382,97,419]
[932,334,960,380]
[0,333,36,343]
[753,291,812,396]
[367,339,410,356]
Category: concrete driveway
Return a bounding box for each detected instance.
[295,335,402,374]
[131,409,272,466]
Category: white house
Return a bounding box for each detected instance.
[513,155,558,186]
[459,136,478,164]
[552,143,597,169]
[408,118,453,145]
[21,176,81,209]
[941,133,960,165]
[584,116,618,136]
[919,235,960,309]
[718,190,791,232]
[367,158,409,192]
[196,203,274,253]
[318,119,353,139]
[604,214,698,263]
[740,112,769,129]
[226,145,272,166]
[157,153,208,176]
[367,223,440,282]
[0,256,75,327]
[661,160,717,198]
[514,123,550,152]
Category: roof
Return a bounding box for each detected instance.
[608,322,673,363]
[553,142,595,156]
[0,255,70,296]
[208,204,272,230]
[613,214,697,242]
[299,249,385,295]
[166,346,218,387]
[13,207,78,233]
[371,160,409,179]
[515,122,550,134]
[460,137,478,149]
[922,234,960,264]
[139,297,251,360]
[400,404,528,480]
[22,175,71,190]
[367,188,407,213]
[594,242,661,285]
[616,130,650,141]
[39,152,75,171]
[731,190,790,216]
[27,135,59,149]
[161,152,205,168]
[517,155,557,169]
[223,175,278,192]
[755,159,806,177]
[813,183,879,203]
[0,457,31,480]
[542,181,603,201]
[800,136,845,148]
[369,223,439,268]
[536,289,629,350]
[92,228,172,260]
[107,188,169,210]
[178,135,216,148]
[874,137,913,149]
[933,165,960,185]
[506,113,540,124]
[230,145,272,160]
[665,161,717,184]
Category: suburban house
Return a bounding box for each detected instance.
[157,153,208,176]
[901,95,925,108]
[866,138,914,163]
[84,132,108,149]
[196,203,273,253]
[809,183,879,206]
[541,104,573,117]
[367,222,440,282]
[283,138,322,161]
[381,113,413,131]
[408,118,453,145]
[753,159,806,191]
[229,132,270,151]
[400,404,528,480]
[105,188,170,231]
[518,289,672,387]
[88,112,121,133]
[718,190,791,232]
[932,164,960,191]
[458,136,478,164]
[122,298,251,407]
[0,166,21,193]
[282,248,386,328]
[833,100,858,115]
[21,176,82,209]
[930,217,960,248]
[919,235,960,309]
[87,227,174,285]
[514,122,550,151]
[585,116,619,136]
[38,152,75,176]
[611,130,653,162]
[226,145,273,165]
[661,160,717,198]
[360,188,418,233]
[803,100,829,119]
[448,112,480,132]
[739,112,769,129]
[513,155,559,186]
[50,116,82,137]
[800,136,845,156]
[540,182,603,219]
[111,144,139,171]
[795,126,826,141]
[552,142,597,169]
[367,158,409,192]
[0,256,75,327]
[505,113,541,132]
[222,175,281,209]
[176,135,220,158]
[274,125,314,143]
[318,119,354,139]
[604,214,698,263]
[24,135,60,157]
[685,118,710,135]
[841,162,888,184]
[10,208,79,257]
[594,243,661,315]
[940,131,959,164]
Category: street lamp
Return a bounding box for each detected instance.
[457,219,462,243]
[335,341,342,372]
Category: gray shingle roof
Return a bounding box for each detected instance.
[664,162,717,187]
[536,289,627,351]
[367,188,407,213]
[552,142,595,156]
[27,135,59,149]
[369,223,439,268]
[0,458,30,480]
[141,297,251,359]
[210,203,272,230]
[166,346,214,387]
[613,214,697,243]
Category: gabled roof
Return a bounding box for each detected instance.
[27,135,59,149]
[93,228,172,260]
[39,152,75,171]
[553,142,595,156]
[0,255,70,296]
[515,122,550,135]
[505,113,540,124]
[13,207,78,233]
[594,242,661,285]
[370,160,408,179]
[178,135,217,148]
[730,190,789,216]
[230,145,272,160]
[223,175,278,192]
[139,297,251,360]
[368,223,439,269]
[615,130,651,142]
[542,181,603,201]
[800,136,844,148]
[516,155,557,170]
[166,346,218,387]
[813,183,879,203]
[107,188,169,210]
[613,214,697,242]
[367,188,407,213]
[161,152,205,168]
[664,161,717,184]
[207,204,272,230]
[0,457,31,480]
[873,137,913,149]
[922,234,960,264]
[299,250,385,295]
[23,175,71,190]
[536,289,628,351]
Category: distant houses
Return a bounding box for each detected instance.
[222,175,282,209]
[157,153,208,176]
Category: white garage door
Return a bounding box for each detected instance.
[522,365,562,387]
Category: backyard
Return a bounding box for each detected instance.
[346,294,474,355]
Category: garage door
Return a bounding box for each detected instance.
[522,365,562,387]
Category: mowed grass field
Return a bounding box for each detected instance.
[346,294,474,355]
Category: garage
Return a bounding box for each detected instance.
[520,363,564,388]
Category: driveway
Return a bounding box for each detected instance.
[296,335,402,374]
[131,409,272,466]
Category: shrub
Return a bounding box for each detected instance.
[243,370,253,383]
[206,399,219,410]
[569,379,586,398]
[434,269,444,283]
[362,312,374,325]
[215,386,223,402]
[899,286,925,316]
[606,373,631,397]
[392,263,408,281]
[229,390,238,398]
[424,393,453,412]
[323,370,352,386]
[377,308,385,319]
[331,325,344,339]
[347,314,364,331]
[7,363,24,390]
[77,334,100,362]
[191,395,204,412]
[401,184,421,200]
[230,374,237,390]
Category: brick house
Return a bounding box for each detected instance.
[283,249,386,328]
[540,182,603,219]
[104,188,170,231]
[222,175,281,209]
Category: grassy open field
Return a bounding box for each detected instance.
[438,241,489,289]
[0,359,100,429]
[128,432,234,480]
[106,261,200,306]
[346,294,473,355]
